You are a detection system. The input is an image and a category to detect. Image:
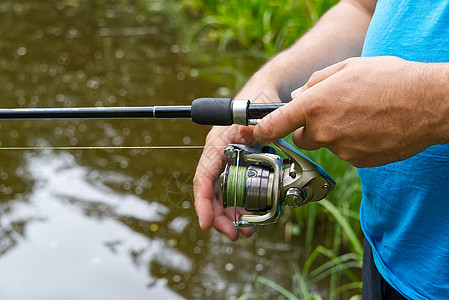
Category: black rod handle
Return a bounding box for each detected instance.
[190,98,284,125]
[191,98,233,125]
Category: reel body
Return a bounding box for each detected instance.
[220,139,335,227]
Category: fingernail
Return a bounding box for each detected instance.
[291,87,303,99]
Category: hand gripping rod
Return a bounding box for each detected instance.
[0,98,284,126]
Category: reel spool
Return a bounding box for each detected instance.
[220,139,335,228]
[222,164,274,212]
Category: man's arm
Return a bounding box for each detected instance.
[250,1,449,168]
[248,0,376,102]
[193,0,377,241]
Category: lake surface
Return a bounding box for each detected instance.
[0,1,312,299]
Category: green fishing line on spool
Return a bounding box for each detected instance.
[226,165,247,207]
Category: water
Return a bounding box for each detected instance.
[0,1,311,299]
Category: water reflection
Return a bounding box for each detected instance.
[0,1,309,299]
[0,149,185,299]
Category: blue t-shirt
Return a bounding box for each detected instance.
[359,1,449,299]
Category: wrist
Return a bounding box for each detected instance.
[420,62,449,145]
[235,71,282,104]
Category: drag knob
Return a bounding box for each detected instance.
[284,188,306,208]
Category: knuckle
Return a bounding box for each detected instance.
[302,97,324,120]
[204,134,211,144]
[314,130,333,145]
[344,57,356,63]
[193,172,204,190]
[343,57,358,67]
[193,173,200,186]
[333,147,354,163]
[205,129,218,144]
[306,125,338,148]
[307,71,322,86]
[195,157,213,178]
[336,151,352,162]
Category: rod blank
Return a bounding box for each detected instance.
[0,98,284,125]
[0,106,192,119]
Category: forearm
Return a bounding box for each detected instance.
[240,0,374,102]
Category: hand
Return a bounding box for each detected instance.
[253,56,444,167]
[193,125,254,240]
[193,90,281,240]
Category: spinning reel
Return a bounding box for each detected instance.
[220,139,335,227]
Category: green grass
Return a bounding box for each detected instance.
[178,0,338,57]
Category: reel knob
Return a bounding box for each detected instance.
[284,188,306,208]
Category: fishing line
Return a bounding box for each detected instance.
[0,145,218,151]
[226,165,247,207]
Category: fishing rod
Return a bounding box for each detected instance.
[0,98,283,126]
[0,97,335,227]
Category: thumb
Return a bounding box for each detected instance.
[253,98,306,144]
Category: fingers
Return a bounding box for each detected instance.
[213,215,240,240]
[193,175,215,230]
[212,203,254,241]
[194,125,255,236]
[291,126,322,151]
[212,216,253,240]
[196,171,254,240]
[223,207,254,238]
[288,61,349,150]
[193,142,226,230]
[300,60,346,92]
[254,60,348,145]
[253,99,306,145]
[238,125,256,144]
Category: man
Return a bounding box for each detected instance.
[194,0,449,299]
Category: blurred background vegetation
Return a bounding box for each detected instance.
[169,0,364,299]
[0,0,363,299]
